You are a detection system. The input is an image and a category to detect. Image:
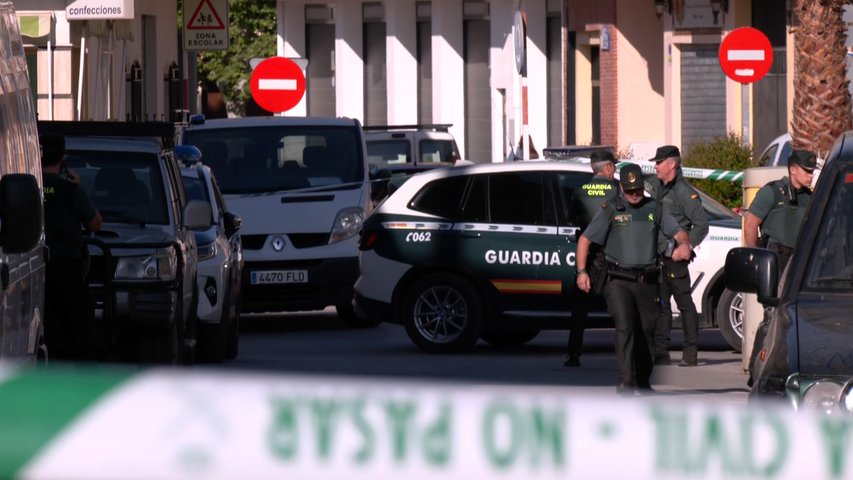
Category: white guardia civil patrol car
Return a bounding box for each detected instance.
[354,161,744,353]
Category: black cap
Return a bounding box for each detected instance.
[788,149,817,172]
[590,149,617,164]
[650,145,681,162]
[39,134,65,166]
[619,163,644,190]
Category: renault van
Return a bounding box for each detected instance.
[178,116,374,326]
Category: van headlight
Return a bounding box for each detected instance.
[115,247,177,281]
[329,207,364,244]
[801,380,842,415]
[197,242,217,261]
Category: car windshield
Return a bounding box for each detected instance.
[183,126,364,194]
[65,150,169,225]
[805,167,853,290]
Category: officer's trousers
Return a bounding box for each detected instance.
[655,257,699,355]
[44,258,96,361]
[603,277,659,388]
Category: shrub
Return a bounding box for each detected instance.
[682,132,753,209]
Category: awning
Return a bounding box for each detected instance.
[16,12,52,40]
[66,0,134,20]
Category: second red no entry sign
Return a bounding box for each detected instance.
[250,57,306,113]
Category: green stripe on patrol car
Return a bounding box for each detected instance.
[0,368,130,477]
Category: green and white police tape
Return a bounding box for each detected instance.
[547,156,745,183]
[0,367,850,479]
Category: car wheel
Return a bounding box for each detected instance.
[336,303,382,328]
[716,288,743,352]
[402,273,483,353]
[481,328,539,347]
[180,287,198,366]
[226,283,240,360]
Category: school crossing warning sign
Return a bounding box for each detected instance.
[183,0,229,51]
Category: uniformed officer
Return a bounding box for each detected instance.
[576,164,691,394]
[563,149,618,367]
[41,134,103,360]
[647,145,708,367]
[744,148,816,273]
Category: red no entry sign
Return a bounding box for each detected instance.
[250,57,306,113]
[718,27,773,84]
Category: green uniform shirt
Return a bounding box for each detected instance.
[748,176,812,248]
[647,170,708,254]
[43,173,98,259]
[572,175,618,228]
[583,196,681,268]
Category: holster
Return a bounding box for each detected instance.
[588,249,608,293]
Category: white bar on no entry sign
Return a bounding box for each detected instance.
[735,69,755,77]
[259,79,297,90]
[727,49,765,61]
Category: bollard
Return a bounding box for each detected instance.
[740,166,787,373]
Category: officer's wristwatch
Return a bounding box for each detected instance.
[576,268,588,276]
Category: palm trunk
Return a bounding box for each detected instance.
[791,0,853,157]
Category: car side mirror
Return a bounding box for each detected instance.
[0,174,42,254]
[183,200,212,230]
[724,247,778,305]
[224,211,241,237]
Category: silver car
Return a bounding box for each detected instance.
[180,152,243,362]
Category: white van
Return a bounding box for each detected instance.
[0,3,48,363]
[178,116,374,326]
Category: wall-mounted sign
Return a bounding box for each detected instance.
[66,0,133,20]
[601,25,611,51]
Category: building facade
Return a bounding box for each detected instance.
[15,0,179,122]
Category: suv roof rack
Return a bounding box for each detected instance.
[362,124,452,133]
[37,121,176,147]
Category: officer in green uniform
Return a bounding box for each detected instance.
[647,145,708,367]
[576,163,691,395]
[41,134,103,360]
[744,149,816,273]
[563,149,618,367]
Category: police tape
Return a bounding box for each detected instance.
[546,156,746,183]
[0,367,848,479]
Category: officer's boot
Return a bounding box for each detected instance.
[679,346,698,367]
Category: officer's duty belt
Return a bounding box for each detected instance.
[606,263,658,284]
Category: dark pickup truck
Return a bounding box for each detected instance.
[725,131,853,412]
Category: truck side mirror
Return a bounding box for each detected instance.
[725,247,778,305]
[0,174,42,254]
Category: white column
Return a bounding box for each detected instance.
[279,0,307,116]
[431,0,465,157]
[525,0,547,158]
[385,0,417,125]
[335,1,364,121]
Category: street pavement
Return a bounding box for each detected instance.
[227,308,751,405]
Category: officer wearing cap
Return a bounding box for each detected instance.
[563,149,618,367]
[41,133,103,360]
[576,163,691,395]
[647,145,708,367]
[744,148,816,273]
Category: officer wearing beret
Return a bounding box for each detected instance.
[41,134,102,360]
[563,149,618,367]
[647,145,708,367]
[576,163,691,395]
[744,148,816,273]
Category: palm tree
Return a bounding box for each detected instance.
[790,0,853,157]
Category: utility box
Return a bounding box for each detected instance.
[740,166,787,373]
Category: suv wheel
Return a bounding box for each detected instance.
[402,273,482,353]
[716,288,743,352]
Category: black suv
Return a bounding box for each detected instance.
[726,131,853,412]
[38,121,211,364]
